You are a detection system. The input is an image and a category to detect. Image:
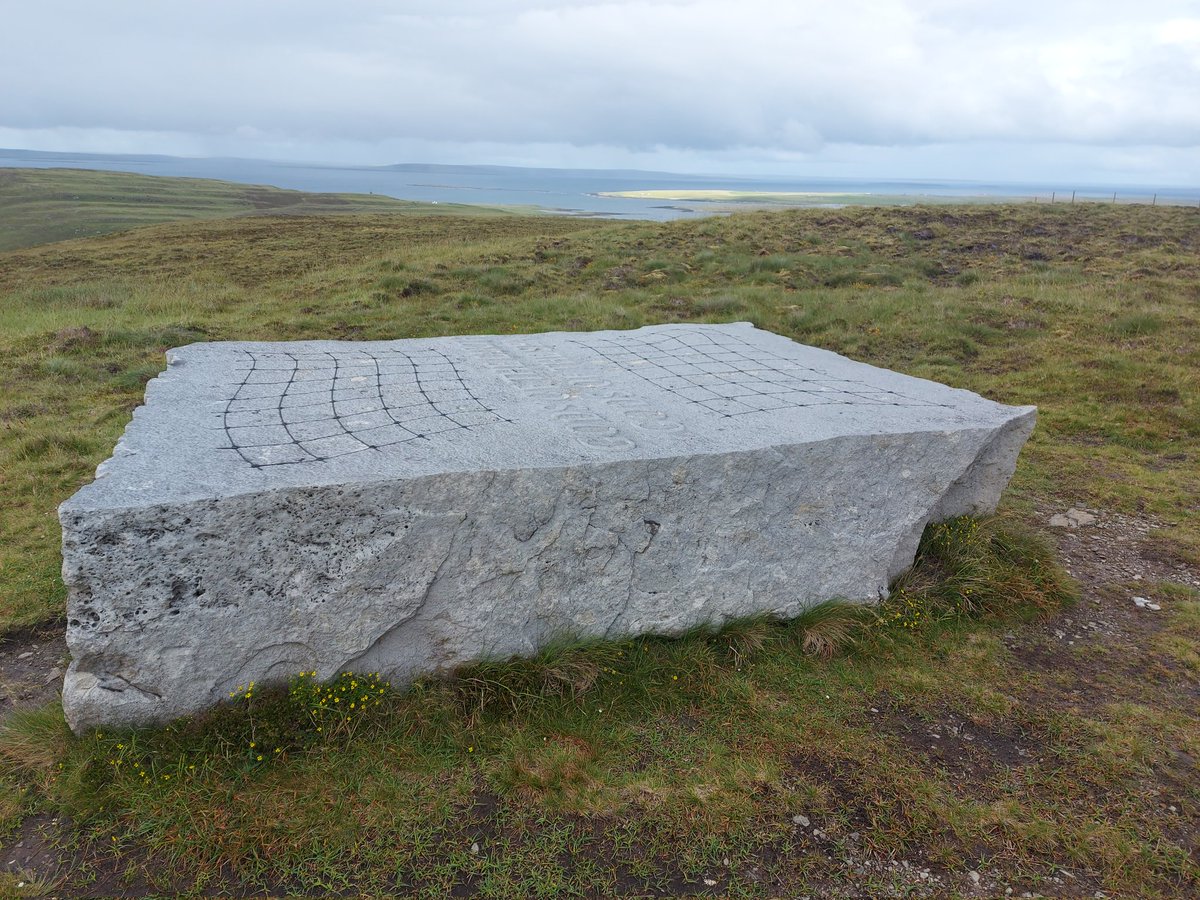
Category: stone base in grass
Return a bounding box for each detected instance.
[60,323,1035,731]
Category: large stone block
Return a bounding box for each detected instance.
[60,324,1035,731]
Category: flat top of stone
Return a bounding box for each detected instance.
[64,323,1034,511]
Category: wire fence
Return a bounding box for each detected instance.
[1028,190,1200,207]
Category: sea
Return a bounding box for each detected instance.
[2,148,1196,221]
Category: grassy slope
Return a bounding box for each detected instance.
[0,167,523,252]
[1,203,1195,633]
[0,202,1197,896]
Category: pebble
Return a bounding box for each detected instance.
[469,842,479,855]
[17,651,33,660]
[969,870,981,885]
[1049,508,1097,528]
[792,814,810,827]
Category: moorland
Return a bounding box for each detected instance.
[0,170,1196,897]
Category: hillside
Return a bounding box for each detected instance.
[0,202,1197,897]
[0,167,523,252]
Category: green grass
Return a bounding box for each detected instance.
[0,197,1198,895]
[2,201,1196,630]
[0,167,528,251]
[3,516,1094,897]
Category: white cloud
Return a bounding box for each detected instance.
[1,1,1198,180]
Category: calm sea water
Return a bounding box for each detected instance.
[2,149,1195,220]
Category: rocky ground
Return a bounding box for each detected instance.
[0,626,66,721]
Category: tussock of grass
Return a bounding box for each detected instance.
[885,515,1077,626]
[0,706,71,781]
[793,600,869,658]
[441,640,626,720]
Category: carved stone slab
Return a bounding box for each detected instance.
[60,324,1035,730]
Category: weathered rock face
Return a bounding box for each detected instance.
[60,324,1035,731]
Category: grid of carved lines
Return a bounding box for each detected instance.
[576,329,946,416]
[221,348,504,467]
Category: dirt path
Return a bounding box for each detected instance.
[0,623,67,720]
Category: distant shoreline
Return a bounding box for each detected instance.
[597,187,1200,209]
[4,149,1196,220]
[597,189,1023,207]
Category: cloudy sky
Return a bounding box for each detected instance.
[3,0,1198,184]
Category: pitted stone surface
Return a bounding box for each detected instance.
[60,323,1035,730]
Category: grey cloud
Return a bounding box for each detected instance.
[2,1,1198,172]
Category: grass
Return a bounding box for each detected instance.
[0,192,1198,894]
[0,167,528,252]
[2,200,1196,631]
[2,516,1091,897]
